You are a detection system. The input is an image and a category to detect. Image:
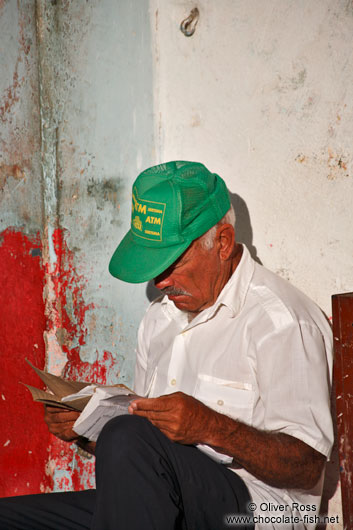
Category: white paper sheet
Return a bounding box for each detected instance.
[73,387,138,442]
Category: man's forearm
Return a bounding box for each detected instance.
[204,410,325,490]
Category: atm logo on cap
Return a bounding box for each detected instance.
[132,194,146,215]
[131,189,166,241]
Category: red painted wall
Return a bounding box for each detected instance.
[0,228,53,496]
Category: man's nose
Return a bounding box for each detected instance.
[154,269,174,290]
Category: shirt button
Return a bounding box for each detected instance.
[170,379,177,386]
[217,399,224,406]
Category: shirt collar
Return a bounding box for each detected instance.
[160,245,255,328]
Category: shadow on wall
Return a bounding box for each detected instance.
[229,192,261,266]
[145,191,261,302]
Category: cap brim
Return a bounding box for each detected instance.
[109,230,191,283]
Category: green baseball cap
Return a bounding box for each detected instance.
[109,161,231,283]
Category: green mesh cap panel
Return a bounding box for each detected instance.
[177,170,229,239]
[130,161,230,248]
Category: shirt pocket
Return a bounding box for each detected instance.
[193,373,255,424]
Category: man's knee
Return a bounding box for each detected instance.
[96,414,154,457]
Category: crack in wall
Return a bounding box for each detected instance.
[36,0,65,374]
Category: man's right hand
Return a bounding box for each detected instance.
[44,405,80,442]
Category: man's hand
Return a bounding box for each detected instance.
[44,405,80,442]
[129,391,217,444]
[129,392,326,490]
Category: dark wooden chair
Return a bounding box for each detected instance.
[332,292,353,530]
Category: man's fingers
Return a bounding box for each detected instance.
[50,426,79,442]
[132,409,174,422]
[130,396,175,412]
[50,421,76,432]
[45,413,80,424]
[45,405,71,413]
[44,407,80,424]
[131,409,185,439]
[133,414,178,436]
[145,419,186,442]
[47,420,79,441]
[43,405,81,442]
[130,398,166,411]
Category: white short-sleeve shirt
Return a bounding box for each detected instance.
[134,246,334,530]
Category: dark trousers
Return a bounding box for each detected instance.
[0,415,253,529]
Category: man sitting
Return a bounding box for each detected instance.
[0,161,333,529]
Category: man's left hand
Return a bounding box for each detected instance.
[129,392,216,445]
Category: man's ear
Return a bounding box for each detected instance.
[216,224,235,261]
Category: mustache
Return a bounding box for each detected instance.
[161,287,190,297]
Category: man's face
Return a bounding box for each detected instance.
[154,238,222,316]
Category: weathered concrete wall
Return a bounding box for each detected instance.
[1,0,154,496]
[150,0,352,526]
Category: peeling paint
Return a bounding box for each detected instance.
[294,148,351,180]
[42,227,67,376]
[41,227,122,491]
[46,439,95,493]
[327,149,350,180]
[0,164,25,190]
[0,65,21,122]
[47,224,58,267]
[0,1,32,123]
[44,228,121,384]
